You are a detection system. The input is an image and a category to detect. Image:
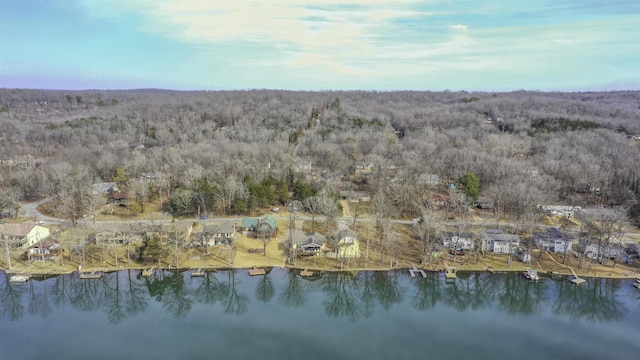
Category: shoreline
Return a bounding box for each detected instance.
[4,264,639,280]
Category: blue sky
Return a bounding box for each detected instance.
[0,0,638,91]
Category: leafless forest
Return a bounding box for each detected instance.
[1,89,639,226]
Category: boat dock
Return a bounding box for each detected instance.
[248,266,266,276]
[545,252,586,285]
[9,274,31,283]
[408,264,426,278]
[191,268,205,277]
[444,263,457,279]
[300,269,314,277]
[141,268,154,277]
[79,271,102,279]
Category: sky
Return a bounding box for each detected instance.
[0,0,639,91]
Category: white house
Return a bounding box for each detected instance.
[538,205,581,217]
[442,232,475,250]
[481,229,520,254]
[0,221,50,248]
[583,242,623,260]
[534,227,574,253]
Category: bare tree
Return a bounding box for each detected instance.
[413,210,437,267]
[316,190,340,231]
[302,195,323,232]
[373,190,394,264]
[583,210,626,271]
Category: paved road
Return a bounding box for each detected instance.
[19,202,640,242]
[20,200,66,224]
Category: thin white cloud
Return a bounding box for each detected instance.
[78,1,426,58]
[71,0,639,90]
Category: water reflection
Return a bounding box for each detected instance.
[0,269,637,324]
[551,277,625,324]
[278,270,306,308]
[147,270,193,319]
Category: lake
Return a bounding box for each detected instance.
[1,269,638,360]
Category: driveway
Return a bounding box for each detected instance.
[20,199,65,224]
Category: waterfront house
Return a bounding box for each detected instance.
[481,229,520,254]
[583,241,623,260]
[92,224,144,245]
[240,218,259,233]
[442,232,475,251]
[0,221,50,248]
[28,237,60,261]
[256,215,278,239]
[534,227,574,253]
[201,222,236,246]
[336,229,360,258]
[292,232,327,257]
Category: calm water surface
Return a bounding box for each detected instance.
[0,269,638,360]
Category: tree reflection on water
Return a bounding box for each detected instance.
[0,269,637,324]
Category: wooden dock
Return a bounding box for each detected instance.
[408,264,426,278]
[191,268,205,277]
[300,269,314,277]
[248,266,266,276]
[545,252,586,285]
[141,268,154,277]
[79,271,102,279]
[444,263,457,279]
[569,276,586,285]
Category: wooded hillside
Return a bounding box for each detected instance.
[1,89,639,225]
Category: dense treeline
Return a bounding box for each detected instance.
[0,89,639,223]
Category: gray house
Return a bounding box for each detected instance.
[292,232,327,256]
[481,229,520,254]
[92,182,118,195]
[534,227,573,253]
[201,222,236,246]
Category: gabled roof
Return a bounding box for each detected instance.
[443,232,475,239]
[293,232,327,245]
[483,230,520,242]
[260,215,276,230]
[534,227,574,242]
[29,237,59,250]
[0,221,40,237]
[241,217,259,228]
[206,222,236,234]
[337,229,357,241]
[109,191,128,200]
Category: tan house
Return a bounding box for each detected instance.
[201,222,236,246]
[92,224,144,245]
[0,221,50,248]
[336,229,360,258]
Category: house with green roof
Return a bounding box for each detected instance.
[240,218,259,233]
[256,215,277,239]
